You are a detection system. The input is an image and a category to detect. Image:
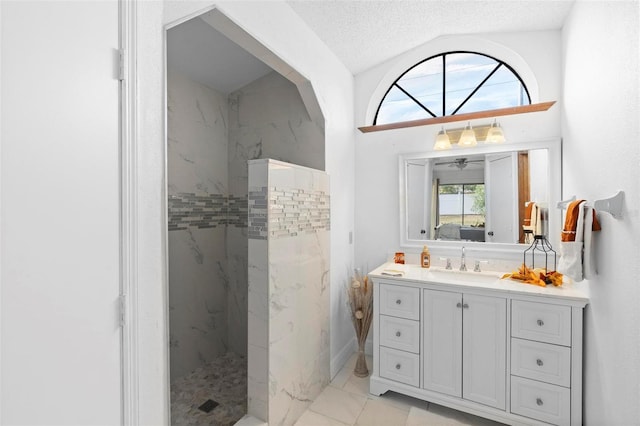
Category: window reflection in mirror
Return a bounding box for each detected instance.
[405,148,550,245]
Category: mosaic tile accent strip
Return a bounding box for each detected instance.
[168,193,248,231]
[228,195,248,228]
[248,187,268,240]
[248,186,330,240]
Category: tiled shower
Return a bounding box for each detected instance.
[166,58,324,423]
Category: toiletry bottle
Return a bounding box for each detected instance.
[421,245,431,268]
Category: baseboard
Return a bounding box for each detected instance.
[330,336,356,379]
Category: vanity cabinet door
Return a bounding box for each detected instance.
[462,294,507,410]
[423,289,463,397]
[423,289,506,409]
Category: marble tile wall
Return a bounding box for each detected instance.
[167,69,231,381]
[248,160,331,426]
[228,71,324,196]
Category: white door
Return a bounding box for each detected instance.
[485,153,518,243]
[423,289,462,397]
[406,161,429,240]
[1,2,122,424]
[462,294,507,409]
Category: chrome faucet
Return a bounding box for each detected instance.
[460,246,467,271]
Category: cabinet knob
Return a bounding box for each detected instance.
[395,363,401,370]
[456,302,462,308]
[536,398,544,406]
[537,319,544,327]
[395,331,401,337]
[536,358,544,367]
[462,303,469,309]
[396,299,402,305]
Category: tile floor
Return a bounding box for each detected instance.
[171,352,247,426]
[293,353,505,426]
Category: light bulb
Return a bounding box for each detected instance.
[458,123,477,147]
[486,121,505,144]
[433,128,451,150]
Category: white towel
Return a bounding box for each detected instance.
[583,205,597,279]
[558,202,601,282]
[558,202,586,282]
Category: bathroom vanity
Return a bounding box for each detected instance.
[369,263,588,426]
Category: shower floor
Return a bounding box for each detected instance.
[171,352,247,426]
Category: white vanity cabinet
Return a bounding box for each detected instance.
[369,263,588,426]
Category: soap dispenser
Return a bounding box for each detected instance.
[420,245,431,268]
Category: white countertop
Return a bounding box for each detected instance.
[369,262,589,305]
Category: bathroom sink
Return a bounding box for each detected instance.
[426,268,502,285]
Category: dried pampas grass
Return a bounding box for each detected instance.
[347,268,373,377]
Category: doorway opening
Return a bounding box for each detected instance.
[165,8,325,425]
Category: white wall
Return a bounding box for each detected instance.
[135,2,355,423]
[562,2,640,423]
[354,31,563,269]
[0,1,122,424]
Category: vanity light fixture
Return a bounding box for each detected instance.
[485,119,506,144]
[458,122,477,147]
[432,120,507,150]
[433,127,452,150]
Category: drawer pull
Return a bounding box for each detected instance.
[395,363,401,370]
[536,358,544,366]
[396,299,402,305]
[456,302,462,308]
[537,319,544,327]
[395,331,401,337]
[536,397,544,406]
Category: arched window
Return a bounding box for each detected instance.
[374,51,530,125]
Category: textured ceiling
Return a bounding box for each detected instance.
[287,0,575,74]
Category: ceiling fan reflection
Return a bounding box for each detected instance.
[434,157,484,170]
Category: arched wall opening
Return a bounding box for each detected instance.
[164,6,328,425]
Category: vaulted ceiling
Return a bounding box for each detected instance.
[167,1,575,93]
[287,0,575,74]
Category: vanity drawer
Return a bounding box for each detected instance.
[512,300,571,346]
[511,338,571,387]
[511,376,570,426]
[379,346,419,387]
[380,315,419,353]
[379,284,420,320]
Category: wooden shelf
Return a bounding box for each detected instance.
[358,101,556,133]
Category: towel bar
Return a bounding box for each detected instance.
[592,191,624,219]
[556,191,624,219]
[556,196,576,209]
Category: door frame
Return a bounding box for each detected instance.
[119,0,140,424]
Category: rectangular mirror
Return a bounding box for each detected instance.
[400,138,562,252]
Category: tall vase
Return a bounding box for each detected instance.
[353,341,368,377]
